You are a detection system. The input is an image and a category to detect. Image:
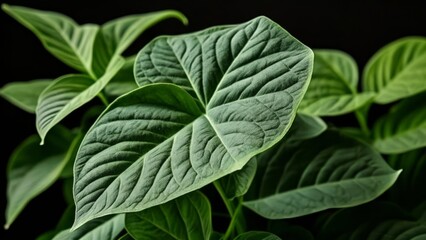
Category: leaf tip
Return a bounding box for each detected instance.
[1,3,10,12]
[4,223,10,230]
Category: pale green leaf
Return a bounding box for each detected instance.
[233,231,281,240]
[0,79,51,113]
[5,126,74,229]
[53,214,124,240]
[73,16,313,229]
[244,130,400,219]
[36,57,124,143]
[298,49,375,116]
[92,10,187,76]
[2,4,98,76]
[372,93,426,154]
[125,191,212,240]
[363,36,426,104]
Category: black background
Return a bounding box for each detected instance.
[1,0,426,239]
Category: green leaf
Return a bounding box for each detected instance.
[268,221,314,240]
[125,191,212,240]
[36,56,124,143]
[387,148,426,208]
[218,159,257,199]
[2,4,99,76]
[372,93,426,154]
[0,79,51,113]
[284,113,327,142]
[244,130,400,219]
[363,36,426,104]
[73,16,313,229]
[104,56,138,98]
[298,49,375,116]
[233,231,281,240]
[92,10,187,76]
[317,201,425,240]
[53,214,124,240]
[5,125,74,229]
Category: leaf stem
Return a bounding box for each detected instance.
[98,91,109,106]
[355,109,370,136]
[213,181,244,239]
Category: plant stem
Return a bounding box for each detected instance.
[98,92,109,106]
[213,181,245,239]
[355,109,370,135]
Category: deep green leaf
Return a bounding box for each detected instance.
[36,230,58,240]
[53,214,124,240]
[372,93,426,154]
[233,231,281,240]
[0,79,51,113]
[36,56,124,143]
[92,10,187,76]
[5,126,74,229]
[363,36,426,104]
[244,130,400,219]
[125,191,212,240]
[268,221,314,240]
[218,159,257,199]
[387,148,426,208]
[73,16,313,229]
[298,49,375,116]
[2,4,98,76]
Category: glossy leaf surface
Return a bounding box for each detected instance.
[73,16,313,229]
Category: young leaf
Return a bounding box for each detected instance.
[363,36,426,104]
[36,56,124,143]
[243,130,400,219]
[72,16,313,229]
[298,49,375,116]
[2,4,99,76]
[0,79,51,113]
[233,231,281,240]
[125,191,212,240]
[92,10,187,77]
[53,214,124,240]
[372,93,426,154]
[5,125,74,229]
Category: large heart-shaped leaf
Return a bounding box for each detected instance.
[298,49,375,116]
[5,126,74,229]
[0,79,51,113]
[363,36,426,104]
[2,4,99,76]
[36,57,124,143]
[372,92,426,154]
[244,130,400,219]
[72,16,313,229]
[125,191,212,240]
[92,10,187,77]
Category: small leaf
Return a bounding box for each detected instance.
[244,130,400,219]
[5,126,74,229]
[36,56,124,143]
[2,4,99,76]
[363,36,426,104]
[233,231,281,240]
[92,10,187,76]
[218,159,257,199]
[298,49,375,116]
[125,191,212,240]
[53,214,124,240]
[0,79,51,113]
[73,16,313,229]
[372,92,426,154]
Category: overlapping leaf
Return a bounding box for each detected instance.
[233,231,281,240]
[73,16,313,229]
[2,4,98,76]
[372,92,426,154]
[298,49,375,116]
[92,10,187,77]
[5,126,74,229]
[36,57,124,143]
[125,191,212,240]
[363,36,426,104]
[0,79,51,113]
[244,130,400,219]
